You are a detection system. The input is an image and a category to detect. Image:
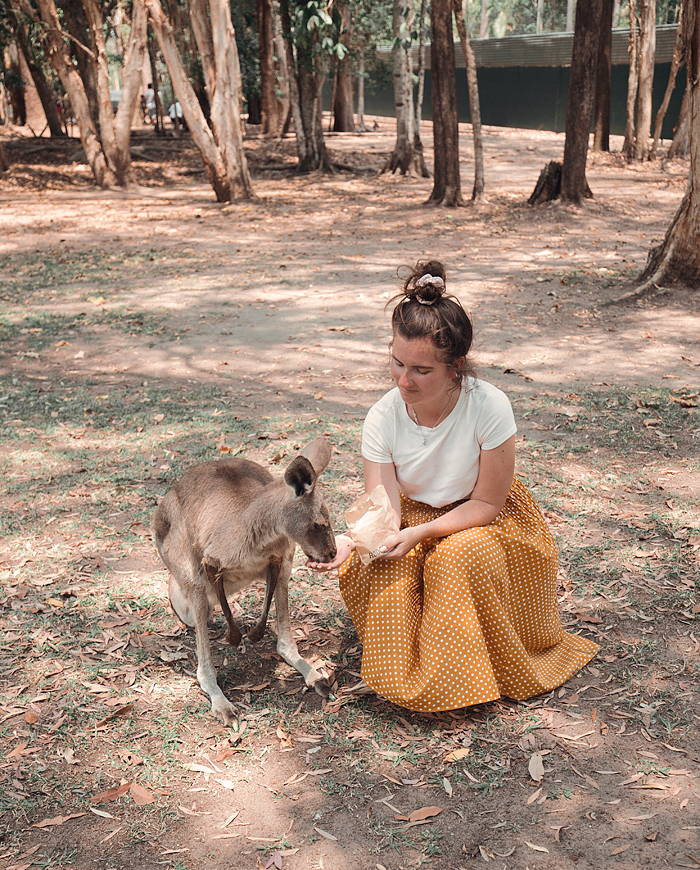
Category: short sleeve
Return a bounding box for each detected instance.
[361,402,394,464]
[476,386,517,450]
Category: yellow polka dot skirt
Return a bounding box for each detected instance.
[339,478,599,712]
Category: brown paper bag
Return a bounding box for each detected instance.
[345,484,400,566]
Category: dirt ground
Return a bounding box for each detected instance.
[0,120,699,870]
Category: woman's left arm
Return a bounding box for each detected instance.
[379,435,515,559]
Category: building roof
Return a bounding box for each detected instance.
[377,23,679,69]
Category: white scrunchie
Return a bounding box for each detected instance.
[416,274,445,289]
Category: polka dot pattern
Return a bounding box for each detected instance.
[339,478,599,713]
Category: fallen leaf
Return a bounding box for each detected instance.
[610,844,631,855]
[646,831,658,842]
[130,783,155,805]
[525,841,549,853]
[527,787,543,805]
[188,763,217,775]
[95,704,134,727]
[444,747,470,763]
[215,779,235,790]
[443,777,453,797]
[117,749,143,766]
[24,711,38,724]
[410,806,443,822]
[550,824,571,842]
[478,844,493,861]
[90,808,114,819]
[314,826,337,840]
[92,783,130,803]
[529,753,545,782]
[32,813,87,828]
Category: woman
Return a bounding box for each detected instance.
[309,261,598,713]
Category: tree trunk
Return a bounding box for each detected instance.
[11,5,64,136]
[258,0,280,136]
[593,0,614,151]
[623,0,639,157]
[272,2,291,135]
[61,0,99,128]
[669,86,690,157]
[634,0,656,160]
[537,0,544,33]
[428,0,464,205]
[412,0,431,176]
[382,0,417,174]
[651,0,688,157]
[34,0,115,186]
[81,0,147,184]
[357,47,367,131]
[453,0,485,201]
[0,141,8,171]
[278,0,310,164]
[332,0,355,132]
[560,0,603,204]
[566,0,575,30]
[614,0,700,301]
[479,0,489,37]
[147,0,254,200]
[297,61,331,171]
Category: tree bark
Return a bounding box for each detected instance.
[10,6,64,136]
[412,0,431,176]
[479,0,489,37]
[278,0,309,163]
[623,0,639,156]
[34,0,115,186]
[332,0,355,132]
[453,0,485,201]
[81,0,147,184]
[651,0,688,157]
[428,0,464,205]
[356,47,367,131]
[61,0,99,127]
[617,0,700,301]
[669,86,690,157]
[272,1,291,135]
[147,0,254,200]
[560,0,603,204]
[382,0,417,174]
[593,0,614,151]
[0,141,8,172]
[634,0,656,160]
[258,0,280,136]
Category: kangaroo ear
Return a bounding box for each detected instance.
[299,436,332,476]
[284,456,316,498]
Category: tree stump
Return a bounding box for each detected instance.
[529,160,593,205]
[528,161,562,205]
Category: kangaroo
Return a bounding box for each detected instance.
[153,437,337,725]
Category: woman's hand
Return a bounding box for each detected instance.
[378,527,423,560]
[306,535,355,572]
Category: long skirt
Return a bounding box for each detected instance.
[338,478,599,713]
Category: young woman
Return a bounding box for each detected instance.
[309,261,598,713]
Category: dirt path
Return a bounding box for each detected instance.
[0,124,699,870]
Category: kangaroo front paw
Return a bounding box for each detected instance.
[310,676,332,698]
[211,695,237,726]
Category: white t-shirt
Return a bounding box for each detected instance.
[361,378,517,508]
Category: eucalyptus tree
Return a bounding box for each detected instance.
[147,0,253,199]
[16,0,147,186]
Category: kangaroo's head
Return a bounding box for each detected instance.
[282,437,337,564]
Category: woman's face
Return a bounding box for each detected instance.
[390,334,458,408]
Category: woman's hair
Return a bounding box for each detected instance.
[388,260,476,385]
